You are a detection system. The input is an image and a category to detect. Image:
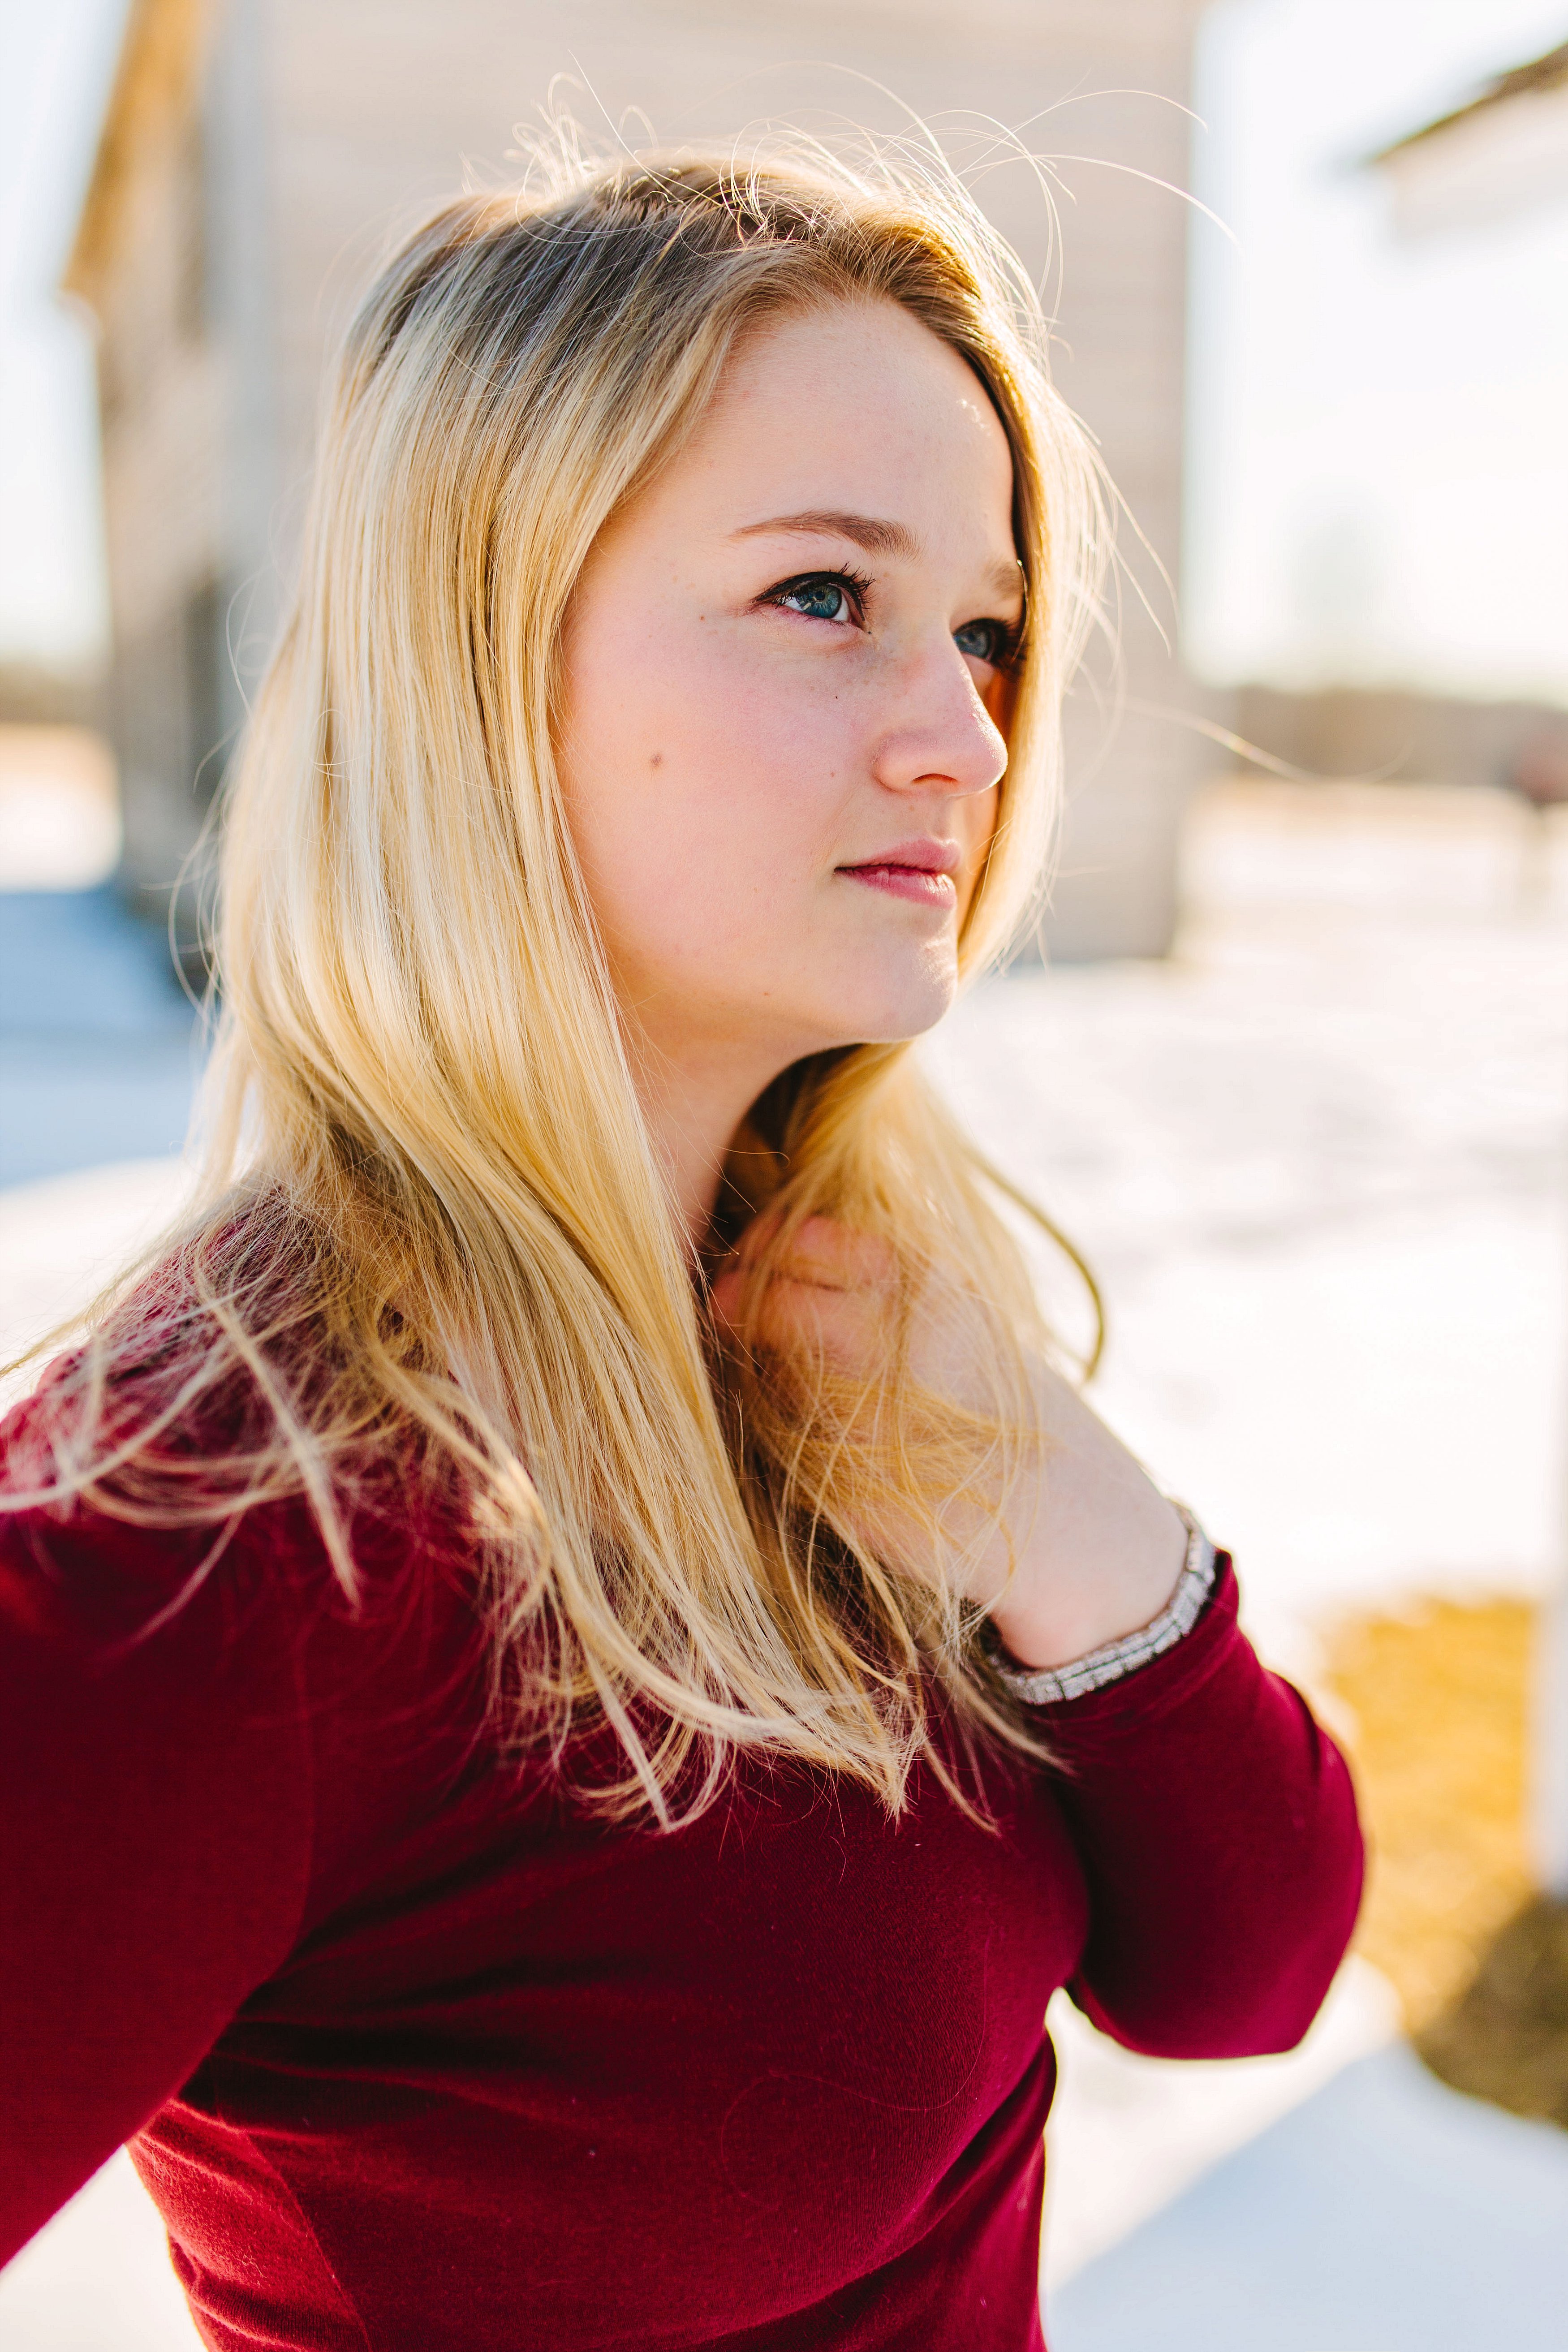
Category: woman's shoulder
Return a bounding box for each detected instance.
[0,1391,308,1672]
[0,1243,476,1654]
[2,1284,495,1914]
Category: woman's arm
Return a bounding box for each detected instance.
[982,1356,1191,1670]
[1037,1559,1363,2058]
[0,1462,317,2261]
[715,1220,1363,2054]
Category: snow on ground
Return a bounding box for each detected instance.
[1041,1958,1403,2290]
[0,2158,202,2352]
[927,780,1568,1673]
[4,777,1568,2345]
[1050,2038,1568,2351]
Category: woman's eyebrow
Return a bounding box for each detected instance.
[732,509,1021,602]
[732,508,919,560]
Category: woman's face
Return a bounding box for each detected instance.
[557,297,1022,1093]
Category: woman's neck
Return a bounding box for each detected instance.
[632,1038,780,1255]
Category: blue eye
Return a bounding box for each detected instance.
[954,618,1011,665]
[779,577,853,622]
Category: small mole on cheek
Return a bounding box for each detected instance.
[650,751,663,769]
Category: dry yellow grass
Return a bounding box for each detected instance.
[1324,1597,1535,2034]
[1323,1594,1568,2128]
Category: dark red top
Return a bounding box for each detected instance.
[0,1377,1362,2351]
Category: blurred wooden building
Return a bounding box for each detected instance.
[1370,31,1568,1906]
[1370,37,1568,241]
[65,0,1211,958]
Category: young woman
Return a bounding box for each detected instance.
[0,148,1361,2350]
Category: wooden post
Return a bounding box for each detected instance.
[1537,1556,1568,1899]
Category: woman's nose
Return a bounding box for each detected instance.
[868,636,1008,801]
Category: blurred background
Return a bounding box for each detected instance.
[3,0,1568,2344]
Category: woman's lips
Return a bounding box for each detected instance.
[839,862,958,905]
[837,840,961,905]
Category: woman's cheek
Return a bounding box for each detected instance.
[694,691,845,870]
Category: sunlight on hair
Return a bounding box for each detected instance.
[4,120,1111,1822]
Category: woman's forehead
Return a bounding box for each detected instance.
[666,302,1018,560]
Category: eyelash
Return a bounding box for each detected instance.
[759,567,874,625]
[759,567,1022,671]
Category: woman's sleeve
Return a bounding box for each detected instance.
[0,1478,317,2262]
[1036,1558,1364,2059]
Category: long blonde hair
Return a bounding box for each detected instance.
[15,137,1109,1820]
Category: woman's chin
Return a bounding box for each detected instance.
[820,957,961,1050]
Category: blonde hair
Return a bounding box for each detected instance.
[15,137,1108,1820]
